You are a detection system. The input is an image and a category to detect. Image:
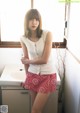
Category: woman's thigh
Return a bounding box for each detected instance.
[30,90,37,106]
[32,92,50,112]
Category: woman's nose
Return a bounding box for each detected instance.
[32,19,37,23]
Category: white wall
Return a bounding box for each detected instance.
[65,3,80,113]
[65,50,80,113]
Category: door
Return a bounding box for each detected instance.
[1,86,31,113]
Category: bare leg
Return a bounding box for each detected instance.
[31,92,50,113]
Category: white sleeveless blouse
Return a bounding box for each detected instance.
[20,30,56,75]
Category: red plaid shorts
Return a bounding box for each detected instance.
[21,72,57,93]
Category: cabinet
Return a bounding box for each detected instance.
[1,86,31,113]
[1,86,58,113]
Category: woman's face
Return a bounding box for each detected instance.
[28,19,39,31]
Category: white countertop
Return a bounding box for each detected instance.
[0,64,61,86]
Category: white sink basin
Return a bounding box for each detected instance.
[0,64,26,82]
[11,70,26,81]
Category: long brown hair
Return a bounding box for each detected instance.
[24,9,43,38]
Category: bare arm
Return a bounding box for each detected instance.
[20,41,29,74]
[21,32,52,65]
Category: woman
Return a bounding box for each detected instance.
[20,9,57,113]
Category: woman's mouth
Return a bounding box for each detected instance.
[32,26,36,28]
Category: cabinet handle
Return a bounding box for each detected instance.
[21,92,29,94]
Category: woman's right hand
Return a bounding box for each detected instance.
[21,57,30,64]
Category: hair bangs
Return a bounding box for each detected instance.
[28,9,40,21]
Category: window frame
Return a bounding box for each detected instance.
[0,0,68,48]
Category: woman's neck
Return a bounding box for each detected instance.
[31,31,37,38]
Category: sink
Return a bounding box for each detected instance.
[11,70,26,81]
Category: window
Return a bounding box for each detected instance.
[1,0,31,41]
[67,3,80,60]
[0,0,67,48]
[34,0,65,42]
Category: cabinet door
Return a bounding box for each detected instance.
[2,89,31,113]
